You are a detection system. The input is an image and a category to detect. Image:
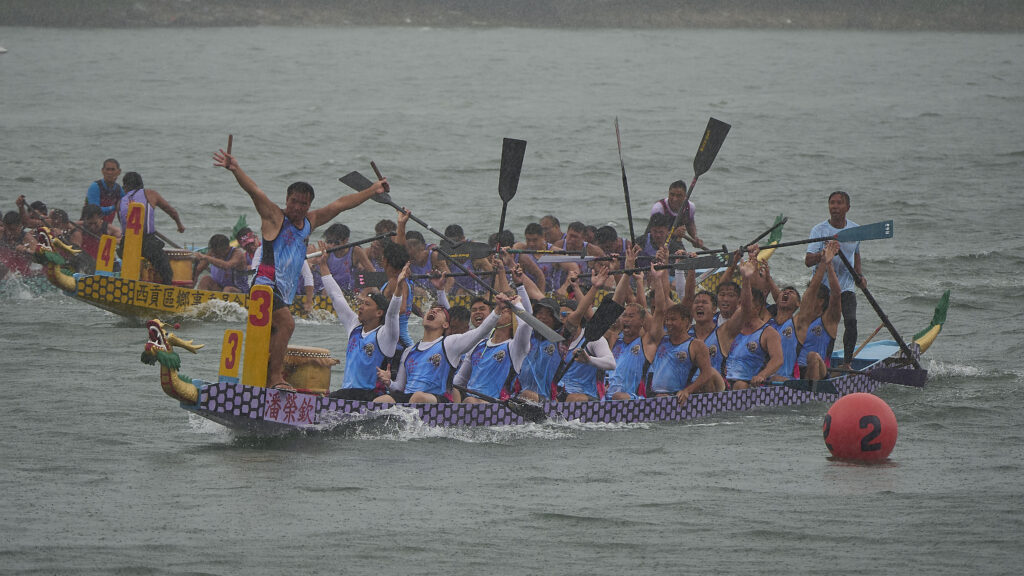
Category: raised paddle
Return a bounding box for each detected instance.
[574,255,729,278]
[339,170,491,260]
[338,171,563,343]
[497,138,527,243]
[741,220,894,252]
[226,134,232,156]
[834,248,922,370]
[614,117,637,245]
[549,298,625,389]
[305,231,396,260]
[664,117,731,249]
[451,384,548,424]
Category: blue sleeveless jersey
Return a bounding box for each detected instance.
[342,325,387,390]
[519,333,562,398]
[560,336,600,398]
[649,336,696,394]
[255,216,311,305]
[690,326,725,376]
[466,340,515,399]
[604,334,646,400]
[797,316,834,368]
[726,323,770,382]
[770,317,800,378]
[403,339,453,396]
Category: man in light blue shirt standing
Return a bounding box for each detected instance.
[805,190,862,367]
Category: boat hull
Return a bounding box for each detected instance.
[182,344,918,433]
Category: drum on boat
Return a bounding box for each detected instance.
[283,346,340,394]
[165,249,195,287]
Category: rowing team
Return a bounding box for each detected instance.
[308,233,844,406]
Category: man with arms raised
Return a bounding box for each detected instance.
[723,262,783,390]
[213,148,386,388]
[314,241,404,401]
[805,190,862,368]
[603,246,650,400]
[644,263,717,405]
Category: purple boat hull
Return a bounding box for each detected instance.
[181,345,919,434]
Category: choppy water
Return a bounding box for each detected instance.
[1,26,1022,575]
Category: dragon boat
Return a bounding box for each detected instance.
[36,211,784,322]
[139,282,948,435]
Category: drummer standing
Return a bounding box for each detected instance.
[213,148,386,389]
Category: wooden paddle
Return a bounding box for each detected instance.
[834,249,922,370]
[664,117,731,249]
[549,298,625,389]
[451,384,548,423]
[614,117,637,245]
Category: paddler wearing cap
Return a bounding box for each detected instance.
[515,293,566,403]
[374,291,515,405]
[312,241,404,401]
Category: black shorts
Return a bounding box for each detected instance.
[328,388,379,402]
[271,290,289,311]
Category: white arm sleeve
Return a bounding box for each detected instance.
[509,284,534,371]
[585,337,617,371]
[321,274,359,330]
[436,289,450,310]
[452,354,473,389]
[301,260,313,286]
[376,295,403,357]
[444,311,500,366]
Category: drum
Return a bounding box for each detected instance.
[283,346,340,394]
[165,249,195,287]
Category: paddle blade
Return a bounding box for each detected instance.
[870,367,928,387]
[836,220,894,243]
[439,239,492,261]
[506,397,548,423]
[499,138,527,202]
[693,117,731,177]
[513,306,564,343]
[672,254,727,271]
[583,298,625,343]
[340,171,394,205]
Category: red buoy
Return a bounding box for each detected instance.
[823,393,898,462]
